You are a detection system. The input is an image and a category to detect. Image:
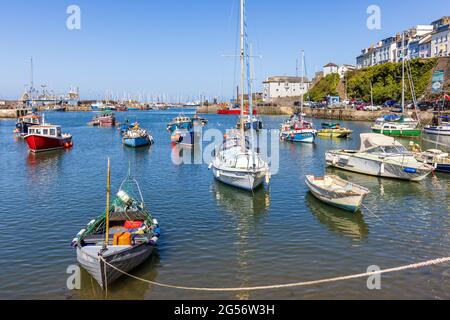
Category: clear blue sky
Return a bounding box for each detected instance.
[0,0,448,100]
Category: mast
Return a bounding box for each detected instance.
[30,57,34,92]
[300,50,305,113]
[104,158,111,249]
[401,32,405,114]
[239,0,245,149]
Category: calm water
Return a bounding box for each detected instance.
[0,110,449,300]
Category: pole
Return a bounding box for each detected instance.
[239,0,245,149]
[104,158,111,249]
[401,33,405,114]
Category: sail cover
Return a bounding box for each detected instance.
[359,133,403,152]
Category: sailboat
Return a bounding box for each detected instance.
[209,0,270,191]
[72,160,160,289]
[280,50,317,143]
[371,33,421,138]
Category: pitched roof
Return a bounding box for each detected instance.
[324,62,338,67]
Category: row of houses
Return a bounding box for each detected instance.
[262,63,355,103]
[356,16,450,69]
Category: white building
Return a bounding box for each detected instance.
[338,65,356,78]
[419,34,432,58]
[432,24,450,57]
[323,63,338,76]
[262,76,310,103]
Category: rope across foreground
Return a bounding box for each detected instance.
[100,256,450,292]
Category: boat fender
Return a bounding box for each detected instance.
[154,227,161,238]
[332,156,338,166]
[380,163,385,175]
[152,219,159,226]
[71,238,78,247]
[77,229,86,237]
[265,172,271,184]
[208,163,213,170]
[87,219,96,226]
[216,170,221,178]
[404,167,417,174]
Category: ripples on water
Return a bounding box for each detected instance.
[0,110,449,300]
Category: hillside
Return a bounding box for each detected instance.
[308,58,442,103]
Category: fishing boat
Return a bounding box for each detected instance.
[166,114,193,133]
[71,160,161,289]
[171,128,195,146]
[280,50,316,143]
[371,33,421,138]
[325,133,433,182]
[318,123,353,138]
[14,113,42,138]
[24,124,73,152]
[209,0,270,192]
[280,114,317,143]
[117,120,136,135]
[88,111,116,127]
[122,124,154,148]
[424,116,450,136]
[236,116,263,131]
[414,149,450,173]
[305,175,370,213]
[192,114,208,127]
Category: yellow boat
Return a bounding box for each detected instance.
[317,128,353,138]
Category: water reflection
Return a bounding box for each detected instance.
[306,193,369,241]
[75,251,161,300]
[212,182,270,216]
[212,183,270,299]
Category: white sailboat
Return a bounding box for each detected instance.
[209,0,270,191]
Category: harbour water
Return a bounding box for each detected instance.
[0,110,449,300]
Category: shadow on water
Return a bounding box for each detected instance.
[74,251,161,300]
[306,193,369,241]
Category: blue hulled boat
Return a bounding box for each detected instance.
[167,114,193,133]
[280,114,317,143]
[122,124,154,148]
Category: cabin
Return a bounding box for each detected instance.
[27,125,62,137]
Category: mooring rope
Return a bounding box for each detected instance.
[100,256,450,292]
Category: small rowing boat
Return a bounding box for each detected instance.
[318,123,353,138]
[305,175,370,212]
[72,161,161,289]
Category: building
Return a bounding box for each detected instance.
[338,65,356,78]
[431,16,450,30]
[432,24,450,57]
[262,76,310,103]
[323,63,338,76]
[419,34,432,58]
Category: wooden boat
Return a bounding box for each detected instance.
[72,161,161,289]
[88,111,116,127]
[305,175,370,213]
[24,124,73,153]
[166,114,193,133]
[122,124,154,148]
[15,113,42,138]
[414,149,450,173]
[280,115,317,143]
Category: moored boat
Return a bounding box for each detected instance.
[305,175,370,213]
[325,133,433,182]
[424,116,450,136]
[166,114,193,133]
[15,113,42,138]
[71,161,161,289]
[318,123,353,138]
[192,114,208,127]
[123,124,154,148]
[24,124,73,153]
[414,148,450,173]
[280,114,317,143]
[236,116,263,131]
[88,111,116,127]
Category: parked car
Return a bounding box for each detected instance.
[383,100,398,107]
[363,105,382,111]
[417,101,434,111]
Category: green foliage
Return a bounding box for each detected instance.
[345,58,437,103]
[308,74,340,101]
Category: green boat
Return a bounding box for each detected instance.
[371,126,421,137]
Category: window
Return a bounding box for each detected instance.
[50,129,56,136]
[43,129,48,135]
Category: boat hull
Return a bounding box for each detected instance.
[77,243,155,288]
[325,152,432,182]
[25,135,72,153]
[423,126,450,136]
[318,129,353,138]
[171,130,195,146]
[211,166,265,191]
[371,128,421,137]
[218,109,257,115]
[305,178,366,213]
[282,130,316,143]
[123,136,152,148]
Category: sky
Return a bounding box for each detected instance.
[0,0,449,100]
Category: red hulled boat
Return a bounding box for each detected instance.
[25,124,73,153]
